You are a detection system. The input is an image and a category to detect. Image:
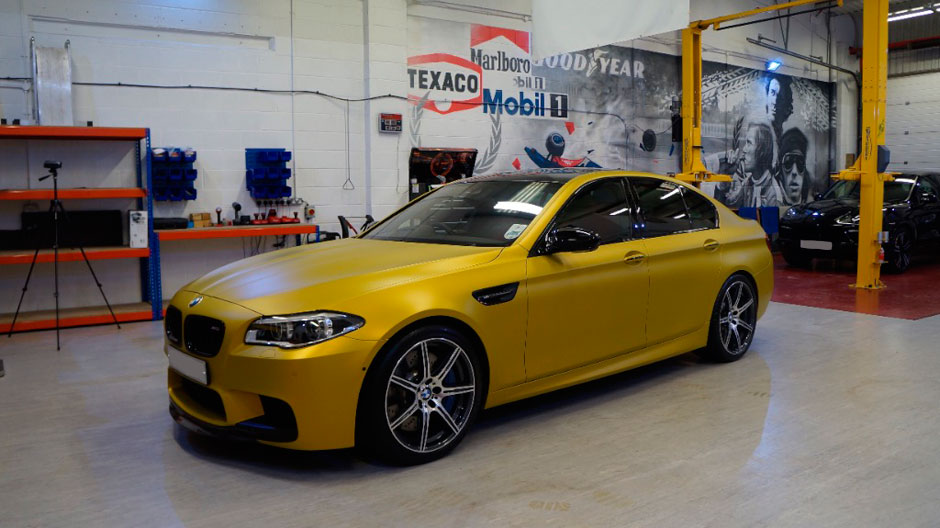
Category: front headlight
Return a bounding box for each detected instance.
[835,212,860,225]
[245,311,365,348]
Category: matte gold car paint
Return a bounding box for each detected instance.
[166,171,773,450]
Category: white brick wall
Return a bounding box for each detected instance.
[0,0,858,315]
[0,0,409,311]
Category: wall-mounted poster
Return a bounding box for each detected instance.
[407,18,835,208]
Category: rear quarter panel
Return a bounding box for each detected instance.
[714,206,774,320]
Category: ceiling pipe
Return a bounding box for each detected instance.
[850,35,940,56]
[409,1,531,22]
[746,36,860,84]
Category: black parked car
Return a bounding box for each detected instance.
[778,173,940,273]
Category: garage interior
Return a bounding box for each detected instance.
[2,0,940,526]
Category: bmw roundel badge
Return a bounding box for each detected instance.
[189,296,203,308]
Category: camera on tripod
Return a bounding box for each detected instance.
[40,160,62,181]
[8,158,121,349]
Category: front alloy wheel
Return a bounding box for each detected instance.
[385,338,476,454]
[357,325,483,465]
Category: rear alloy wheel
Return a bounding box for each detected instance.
[357,326,483,465]
[699,274,758,362]
[885,228,913,274]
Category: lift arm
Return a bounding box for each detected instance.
[832,0,891,290]
[675,0,840,184]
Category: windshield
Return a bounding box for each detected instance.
[823,178,916,203]
[363,180,563,246]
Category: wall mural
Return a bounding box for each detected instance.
[407,18,835,207]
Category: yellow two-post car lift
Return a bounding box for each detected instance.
[676,0,892,290]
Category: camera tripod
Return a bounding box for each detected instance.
[7,161,121,350]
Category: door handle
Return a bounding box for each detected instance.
[624,251,647,264]
[703,239,720,251]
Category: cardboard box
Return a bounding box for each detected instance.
[129,210,148,248]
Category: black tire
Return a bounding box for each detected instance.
[356,325,484,465]
[782,248,811,268]
[884,227,914,274]
[698,274,758,363]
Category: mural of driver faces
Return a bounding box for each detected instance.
[767,78,781,118]
[743,122,775,180]
[778,128,810,205]
[764,73,793,141]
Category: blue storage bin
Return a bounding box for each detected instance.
[759,206,780,235]
[152,150,167,162]
[152,146,198,201]
[245,148,291,200]
[737,207,758,220]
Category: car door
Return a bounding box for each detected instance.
[525,177,649,380]
[629,177,723,346]
[911,175,940,240]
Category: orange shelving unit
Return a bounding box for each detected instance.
[0,302,156,334]
[0,188,147,200]
[0,247,150,265]
[1,125,160,334]
[0,125,148,141]
[156,224,319,241]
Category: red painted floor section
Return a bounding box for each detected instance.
[771,254,940,320]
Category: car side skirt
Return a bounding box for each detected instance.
[485,324,709,408]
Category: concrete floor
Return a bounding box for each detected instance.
[1,302,939,527]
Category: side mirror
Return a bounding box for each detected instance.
[544,226,600,254]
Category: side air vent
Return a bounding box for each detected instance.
[472,282,519,306]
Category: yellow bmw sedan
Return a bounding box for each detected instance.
[165,169,773,465]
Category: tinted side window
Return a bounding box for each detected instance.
[631,178,692,237]
[553,179,633,244]
[917,176,937,195]
[682,188,718,230]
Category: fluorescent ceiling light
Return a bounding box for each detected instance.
[660,187,681,200]
[888,9,934,22]
[494,201,543,216]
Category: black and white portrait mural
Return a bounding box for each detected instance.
[407,19,834,207]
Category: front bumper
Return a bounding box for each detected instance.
[165,292,382,451]
[778,221,858,258]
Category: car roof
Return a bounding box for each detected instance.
[458,168,669,184]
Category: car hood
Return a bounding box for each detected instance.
[182,238,503,315]
[783,198,907,224]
